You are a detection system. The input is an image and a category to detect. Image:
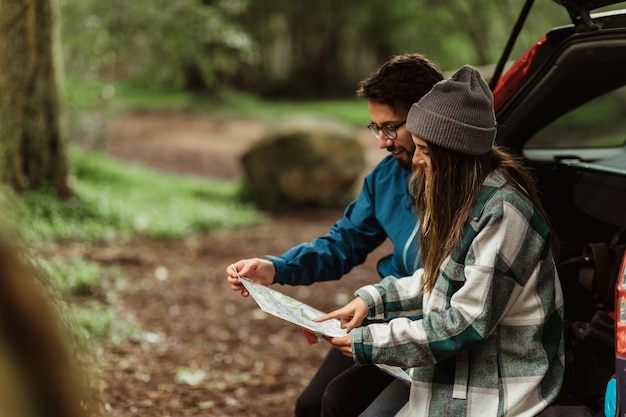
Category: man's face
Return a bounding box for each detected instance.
[367,101,414,170]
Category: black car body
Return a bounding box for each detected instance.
[490,0,626,414]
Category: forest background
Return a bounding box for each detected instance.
[61,0,569,99]
[0,1,620,415]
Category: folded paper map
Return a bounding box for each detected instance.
[239,277,347,338]
[238,277,411,382]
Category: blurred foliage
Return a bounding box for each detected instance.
[36,255,103,296]
[17,146,264,242]
[34,255,137,343]
[58,0,579,99]
[69,304,116,341]
[69,303,141,343]
[59,0,256,92]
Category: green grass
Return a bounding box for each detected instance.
[20,146,264,242]
[35,255,138,343]
[68,303,141,343]
[35,255,103,296]
[64,77,370,125]
[205,90,370,125]
[64,78,196,113]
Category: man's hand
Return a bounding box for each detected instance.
[315,297,368,330]
[226,258,276,297]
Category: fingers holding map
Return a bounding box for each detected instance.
[238,277,347,338]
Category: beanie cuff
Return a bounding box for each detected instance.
[408,106,496,155]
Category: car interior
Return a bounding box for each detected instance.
[491,1,626,413]
[494,0,626,271]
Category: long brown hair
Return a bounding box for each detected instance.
[410,145,557,293]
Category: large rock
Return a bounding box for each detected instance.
[241,117,365,209]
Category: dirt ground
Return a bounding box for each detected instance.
[82,112,389,416]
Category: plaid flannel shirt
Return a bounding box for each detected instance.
[351,170,565,417]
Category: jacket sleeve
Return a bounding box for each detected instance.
[351,195,552,368]
[355,270,425,319]
[270,173,388,286]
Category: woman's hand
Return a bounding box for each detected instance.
[315,297,368,330]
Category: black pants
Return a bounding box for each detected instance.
[295,347,395,417]
[535,405,595,417]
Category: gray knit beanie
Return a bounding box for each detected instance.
[406,65,496,155]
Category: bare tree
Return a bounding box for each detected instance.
[0,0,72,196]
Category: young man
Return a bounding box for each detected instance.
[226,54,443,417]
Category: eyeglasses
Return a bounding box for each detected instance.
[367,121,406,140]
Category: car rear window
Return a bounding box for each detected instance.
[526,85,626,148]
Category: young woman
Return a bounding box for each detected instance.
[317,65,564,417]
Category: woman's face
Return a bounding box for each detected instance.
[411,135,431,176]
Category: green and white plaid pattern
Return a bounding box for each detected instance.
[351,171,564,417]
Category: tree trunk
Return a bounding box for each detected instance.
[0,0,72,196]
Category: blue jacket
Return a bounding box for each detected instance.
[269,155,421,286]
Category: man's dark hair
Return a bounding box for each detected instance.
[357,53,444,114]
